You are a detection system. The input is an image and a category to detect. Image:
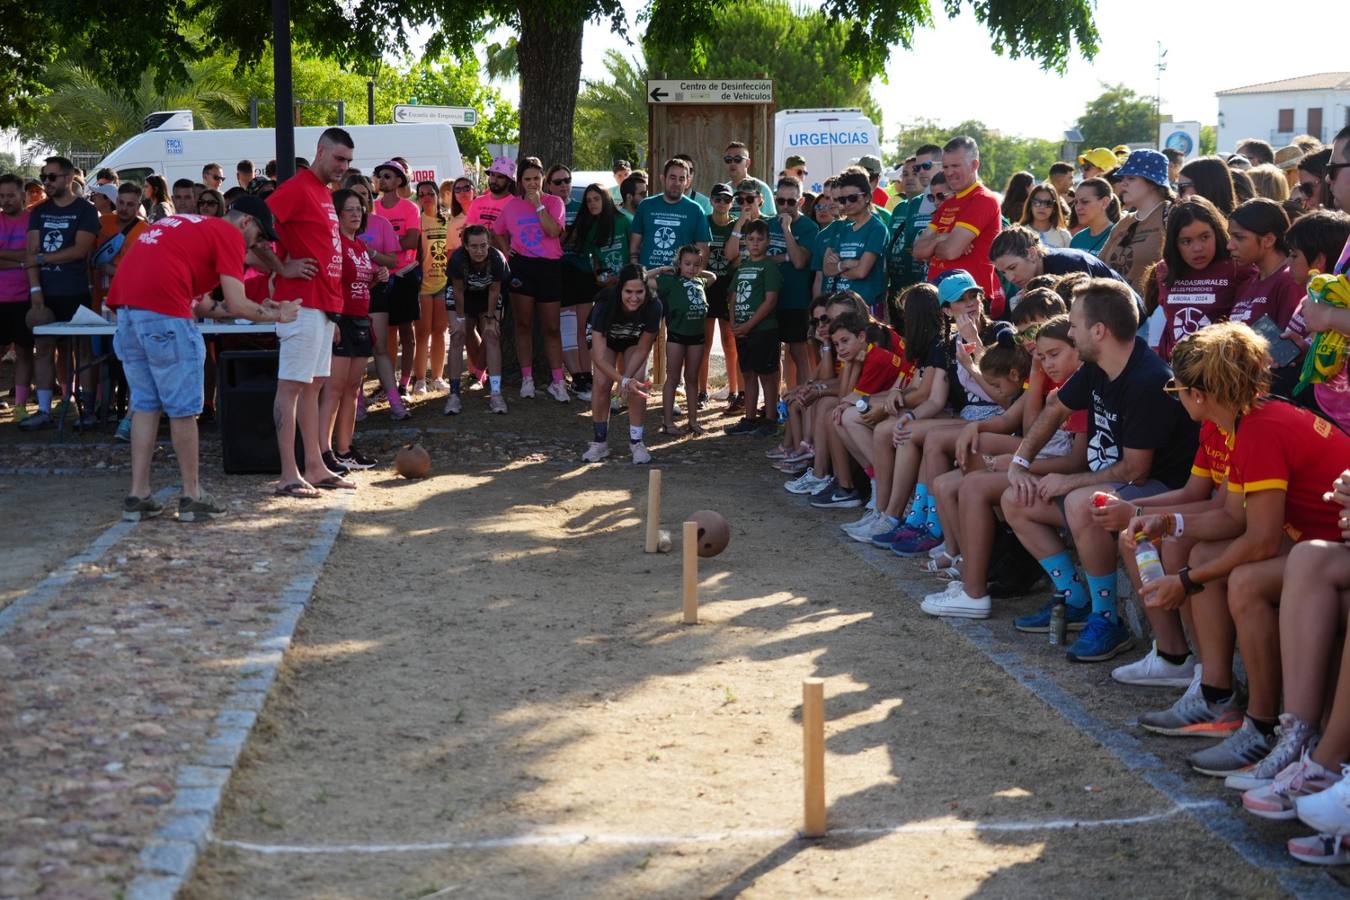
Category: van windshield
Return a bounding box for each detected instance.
[116,168,153,187]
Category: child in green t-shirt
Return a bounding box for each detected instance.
[647,244,716,435]
[728,219,784,435]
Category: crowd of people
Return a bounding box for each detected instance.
[3,122,1350,864]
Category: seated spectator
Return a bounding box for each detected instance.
[1018,182,1071,248]
[991,225,1135,298]
[1131,322,1350,780]
[1225,199,1304,397]
[1176,156,1237,216]
[1149,196,1255,360]
[1068,177,1119,257]
[1001,278,1197,661]
[774,296,842,474]
[1099,150,1174,298]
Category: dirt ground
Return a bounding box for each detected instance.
[168,392,1311,900]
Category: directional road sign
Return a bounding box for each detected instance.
[392,104,478,127]
[646,80,773,105]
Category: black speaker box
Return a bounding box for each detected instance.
[217,350,303,475]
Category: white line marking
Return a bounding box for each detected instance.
[212,801,1221,855]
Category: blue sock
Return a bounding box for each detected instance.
[924,500,943,539]
[594,421,608,442]
[450,378,461,396]
[489,375,502,394]
[1087,573,1118,620]
[1039,552,1088,607]
[905,484,929,528]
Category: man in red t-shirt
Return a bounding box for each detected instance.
[266,126,353,497]
[106,197,298,522]
[912,136,1005,317]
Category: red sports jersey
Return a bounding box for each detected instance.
[106,215,245,319]
[1191,421,1234,488]
[1226,400,1350,541]
[925,181,1005,316]
[854,342,906,395]
[267,167,343,313]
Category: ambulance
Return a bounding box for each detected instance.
[773,109,881,194]
[93,111,463,187]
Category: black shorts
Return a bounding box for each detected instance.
[778,308,809,344]
[561,265,599,308]
[508,255,562,303]
[45,293,91,324]
[386,268,422,325]
[368,280,390,315]
[0,302,32,347]
[458,288,504,320]
[736,329,781,375]
[705,277,731,321]
[667,329,706,346]
[333,314,373,357]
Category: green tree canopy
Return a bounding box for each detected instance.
[1075,82,1156,150]
[644,0,881,123]
[892,119,1062,193]
[572,51,648,170]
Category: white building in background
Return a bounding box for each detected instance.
[1216,72,1350,153]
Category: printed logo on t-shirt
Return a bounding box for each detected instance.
[1180,291,1216,306]
[1172,306,1211,342]
[734,270,757,321]
[1088,395,1121,471]
[653,226,677,252]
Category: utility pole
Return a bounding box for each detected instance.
[1155,42,1168,146]
[272,0,295,183]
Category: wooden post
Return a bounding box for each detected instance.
[682,520,699,624]
[802,678,826,837]
[644,469,662,553]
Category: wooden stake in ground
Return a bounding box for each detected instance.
[802,678,826,837]
[644,469,662,553]
[681,520,698,624]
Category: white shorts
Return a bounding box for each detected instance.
[277,306,335,383]
[1037,429,1075,459]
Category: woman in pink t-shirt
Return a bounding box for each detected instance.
[491,157,568,402]
[373,160,423,397]
[346,174,408,420]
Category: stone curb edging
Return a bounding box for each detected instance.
[125,493,353,900]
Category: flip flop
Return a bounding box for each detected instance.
[659,424,690,437]
[275,482,321,499]
[313,476,357,491]
[689,424,706,436]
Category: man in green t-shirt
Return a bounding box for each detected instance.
[628,159,711,269]
[767,176,817,386]
[727,218,783,437]
[885,143,943,312]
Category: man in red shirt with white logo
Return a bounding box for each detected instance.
[106,197,299,522]
[267,127,353,497]
[913,136,1006,317]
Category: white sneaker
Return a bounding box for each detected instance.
[853,514,898,544]
[413,379,428,396]
[547,381,570,403]
[489,393,508,414]
[785,471,828,495]
[921,585,991,619]
[1111,641,1196,688]
[630,441,652,464]
[431,378,450,392]
[582,441,610,462]
[1295,765,1350,836]
[443,394,462,415]
[467,373,485,391]
[840,509,878,535]
[520,376,536,399]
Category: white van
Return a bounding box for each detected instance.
[774,109,881,194]
[94,111,463,187]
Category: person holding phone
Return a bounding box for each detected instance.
[1225,199,1304,393]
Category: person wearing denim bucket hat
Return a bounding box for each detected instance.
[1099,149,1175,303]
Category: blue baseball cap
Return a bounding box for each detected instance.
[936,269,980,305]
[1115,149,1170,189]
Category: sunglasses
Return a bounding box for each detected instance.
[417,192,437,199]
[928,192,949,203]
[736,194,759,204]
[836,192,866,205]
[724,155,748,164]
[1016,323,1043,342]
[811,315,831,325]
[1031,198,1055,208]
[712,195,732,202]
[915,161,936,171]
[1327,161,1350,180]
[1162,378,1199,394]
[1296,182,1316,196]
[1176,181,1196,194]
[774,197,798,206]
[454,184,474,193]
[550,177,572,186]
[40,172,65,182]
[199,199,220,207]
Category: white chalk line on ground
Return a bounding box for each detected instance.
[210,801,1221,856]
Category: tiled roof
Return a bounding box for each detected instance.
[1217,73,1350,96]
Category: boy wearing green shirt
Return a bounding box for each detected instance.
[728,218,783,436]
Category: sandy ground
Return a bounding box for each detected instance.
[181,407,1298,899]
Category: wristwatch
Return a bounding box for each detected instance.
[1177,565,1204,595]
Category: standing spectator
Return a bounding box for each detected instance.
[90,183,148,312]
[1002,279,1197,661]
[267,127,353,497]
[784,154,810,186]
[673,154,712,215]
[236,159,255,190]
[1077,148,1116,181]
[857,154,891,219]
[1163,149,1185,188]
[94,168,118,186]
[143,174,174,222]
[1176,156,1238,216]
[466,157,516,230]
[0,174,33,419]
[722,142,775,216]
[492,156,568,402]
[414,180,449,395]
[372,159,422,397]
[110,199,297,518]
[1001,171,1035,223]
[816,168,888,312]
[698,181,740,410]
[344,173,407,420]
[563,183,630,401]
[196,189,225,218]
[1099,150,1174,297]
[619,173,649,219]
[1068,177,1119,256]
[171,178,197,216]
[885,144,944,306]
[913,136,1006,317]
[1236,139,1276,166]
[201,162,226,193]
[1295,148,1330,210]
[610,158,632,203]
[1248,164,1290,202]
[20,156,99,431]
[1019,181,1072,248]
[629,158,711,270]
[88,184,117,215]
[1048,161,1075,198]
[24,179,44,210]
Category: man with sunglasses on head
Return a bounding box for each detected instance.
[21,155,100,431]
[723,141,775,217]
[913,135,1006,318]
[885,144,944,306]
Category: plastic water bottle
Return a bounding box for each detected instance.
[1048,598,1066,647]
[777,399,788,422]
[1135,533,1166,584]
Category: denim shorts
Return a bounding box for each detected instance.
[113,308,206,418]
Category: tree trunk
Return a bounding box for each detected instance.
[515,2,584,165]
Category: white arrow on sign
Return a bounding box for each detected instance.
[392,105,479,127]
[646,80,773,105]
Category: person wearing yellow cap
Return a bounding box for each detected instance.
[1077,148,1117,181]
[1113,145,1131,161]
